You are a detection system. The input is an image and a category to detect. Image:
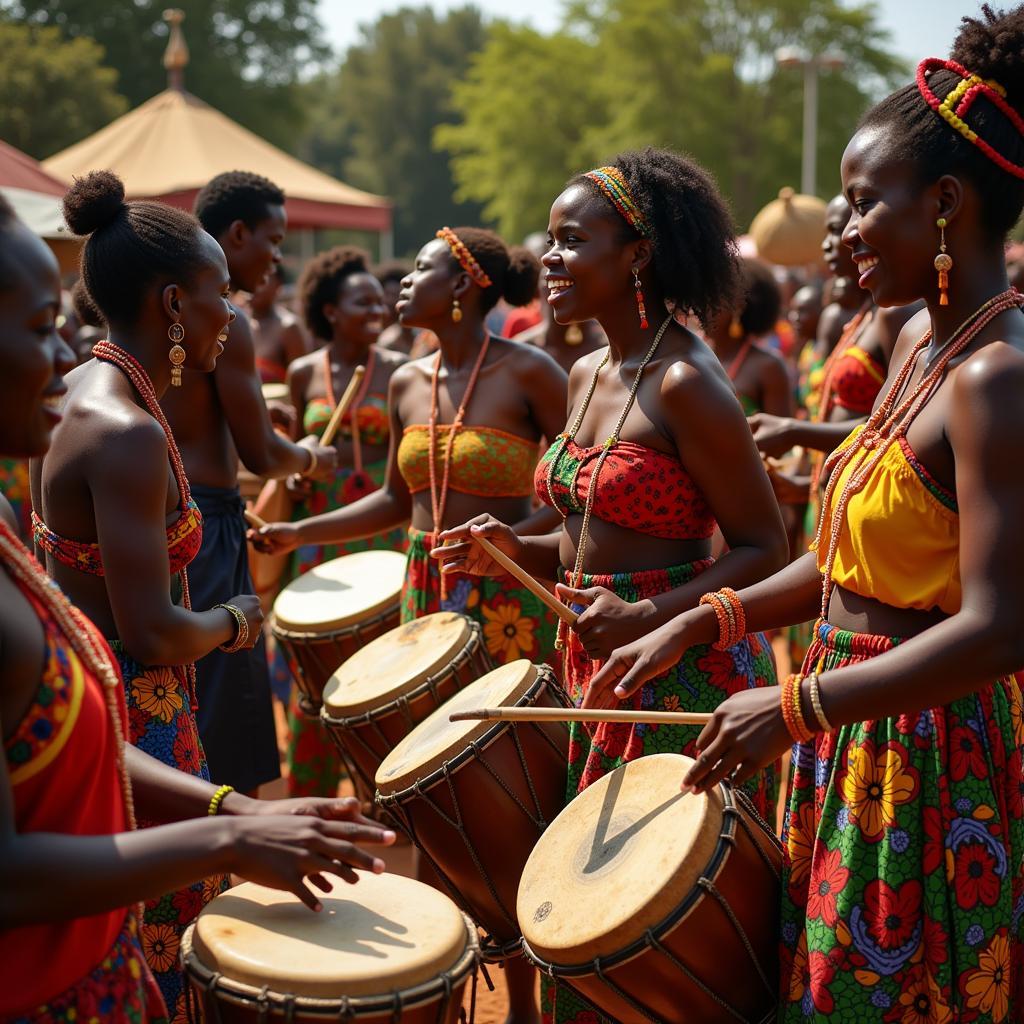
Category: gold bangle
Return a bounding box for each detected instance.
[808,672,834,732]
[301,445,318,478]
[215,602,248,652]
[208,784,235,816]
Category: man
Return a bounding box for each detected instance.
[162,171,337,794]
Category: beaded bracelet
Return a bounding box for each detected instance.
[698,588,747,650]
[807,672,834,732]
[699,591,729,647]
[781,673,814,743]
[216,602,248,653]
[208,784,235,816]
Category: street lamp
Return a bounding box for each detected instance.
[775,47,847,197]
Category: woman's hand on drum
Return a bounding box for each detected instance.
[747,413,795,458]
[555,585,656,661]
[244,795,386,831]
[583,615,699,709]
[225,813,397,912]
[433,515,522,577]
[248,521,302,555]
[225,593,264,649]
[681,687,791,796]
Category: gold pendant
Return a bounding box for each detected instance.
[565,324,584,346]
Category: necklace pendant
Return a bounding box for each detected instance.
[860,429,879,450]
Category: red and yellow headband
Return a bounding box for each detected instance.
[583,165,651,237]
[916,57,1024,180]
[436,227,493,289]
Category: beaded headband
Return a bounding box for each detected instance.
[436,226,493,289]
[583,166,652,237]
[916,57,1024,181]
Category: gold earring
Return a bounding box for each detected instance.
[729,315,744,339]
[451,299,462,323]
[167,322,186,386]
[934,218,953,306]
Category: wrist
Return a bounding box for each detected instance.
[209,815,241,874]
[300,442,318,478]
[219,791,261,817]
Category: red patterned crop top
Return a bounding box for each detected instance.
[535,436,715,540]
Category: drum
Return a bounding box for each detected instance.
[271,550,407,711]
[320,612,494,803]
[261,382,291,404]
[182,871,479,1023]
[375,660,570,958]
[518,753,782,1024]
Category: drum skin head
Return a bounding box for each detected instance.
[323,612,473,716]
[375,660,538,794]
[518,753,723,964]
[191,871,469,997]
[272,550,406,633]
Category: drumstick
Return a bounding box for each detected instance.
[472,535,578,626]
[320,365,366,447]
[243,509,268,530]
[449,706,713,726]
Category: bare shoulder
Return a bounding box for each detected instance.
[286,347,321,379]
[751,343,790,374]
[374,345,408,373]
[953,338,1024,403]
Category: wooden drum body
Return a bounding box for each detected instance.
[518,753,781,1024]
[375,661,570,958]
[320,612,494,803]
[271,551,407,710]
[182,872,478,1023]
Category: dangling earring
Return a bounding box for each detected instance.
[167,322,186,387]
[934,217,953,306]
[729,315,744,339]
[451,298,462,323]
[633,269,648,329]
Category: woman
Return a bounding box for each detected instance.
[29,171,264,1013]
[0,194,394,1024]
[706,256,794,418]
[276,246,408,798]
[592,9,1024,1018]
[253,226,567,1024]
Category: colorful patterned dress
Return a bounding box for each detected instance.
[0,456,32,541]
[1,522,167,1024]
[273,366,408,798]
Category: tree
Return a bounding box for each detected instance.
[299,7,489,256]
[0,23,127,159]
[439,0,905,237]
[2,0,327,151]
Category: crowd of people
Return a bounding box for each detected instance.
[3,4,1024,1023]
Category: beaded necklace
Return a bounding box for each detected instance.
[813,288,1023,619]
[428,335,491,599]
[323,345,376,477]
[92,340,198,703]
[0,519,141,924]
[546,313,674,650]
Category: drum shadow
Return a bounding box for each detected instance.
[210,894,415,961]
[583,768,685,875]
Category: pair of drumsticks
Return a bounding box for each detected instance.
[244,367,367,534]
[246,367,709,729]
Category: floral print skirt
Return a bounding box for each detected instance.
[112,643,229,1024]
[779,621,1024,1022]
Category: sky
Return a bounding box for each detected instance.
[319,0,979,66]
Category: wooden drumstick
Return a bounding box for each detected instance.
[319,365,366,447]
[449,706,713,726]
[471,534,578,626]
[243,509,268,530]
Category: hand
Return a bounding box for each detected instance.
[266,400,297,435]
[584,614,701,709]
[765,464,811,505]
[225,593,263,649]
[248,521,302,555]
[680,687,791,795]
[225,813,396,911]
[433,515,522,577]
[748,413,795,458]
[285,473,313,499]
[555,585,655,661]
[298,435,339,481]
[229,794,387,831]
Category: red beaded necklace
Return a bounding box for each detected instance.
[813,288,1023,618]
[92,340,198,700]
[0,519,142,923]
[428,335,491,599]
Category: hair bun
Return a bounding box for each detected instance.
[951,4,1024,107]
[63,170,127,237]
[503,245,541,307]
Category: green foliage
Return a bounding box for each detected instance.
[2,0,327,151]
[299,6,489,257]
[440,0,906,237]
[0,23,127,159]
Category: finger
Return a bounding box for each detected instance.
[691,747,744,795]
[430,541,472,560]
[331,863,360,884]
[682,732,728,791]
[315,836,389,873]
[612,657,652,700]
[469,521,508,540]
[554,585,596,608]
[319,821,398,846]
[587,654,629,700]
[290,877,323,912]
[438,515,490,543]
[439,557,471,574]
[313,797,361,820]
[728,759,756,788]
[309,872,334,893]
